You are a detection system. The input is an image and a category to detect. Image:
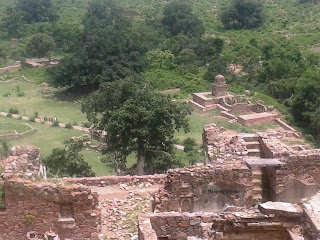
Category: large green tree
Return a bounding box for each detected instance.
[25,33,55,58]
[162,2,204,37]
[220,0,264,29]
[49,0,145,91]
[15,0,58,24]
[82,77,192,175]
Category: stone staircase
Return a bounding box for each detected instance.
[243,134,261,157]
[251,168,263,205]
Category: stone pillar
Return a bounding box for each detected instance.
[212,74,228,97]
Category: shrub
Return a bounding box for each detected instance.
[6,113,12,118]
[52,121,59,127]
[183,137,197,152]
[65,123,73,129]
[34,111,39,118]
[8,108,19,114]
[17,92,25,97]
[25,215,35,225]
[29,116,36,122]
[82,121,91,128]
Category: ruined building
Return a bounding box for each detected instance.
[1,90,320,239]
[138,124,320,239]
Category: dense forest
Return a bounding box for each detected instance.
[1,0,320,174]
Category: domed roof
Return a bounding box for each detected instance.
[214,74,225,84]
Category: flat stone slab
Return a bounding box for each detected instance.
[245,157,284,167]
[239,112,278,120]
[238,112,279,126]
[259,202,303,217]
[303,193,320,232]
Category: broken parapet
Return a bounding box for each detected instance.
[2,146,46,180]
[62,174,166,187]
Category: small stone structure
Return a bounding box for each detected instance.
[0,62,21,73]
[189,74,278,127]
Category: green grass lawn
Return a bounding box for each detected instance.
[0,69,87,124]
[0,122,31,134]
[0,116,113,176]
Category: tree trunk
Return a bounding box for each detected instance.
[137,149,145,176]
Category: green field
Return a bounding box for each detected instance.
[0,69,87,124]
[0,116,113,176]
[0,122,31,134]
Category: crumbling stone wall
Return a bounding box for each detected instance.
[0,145,101,240]
[0,179,101,240]
[139,210,298,240]
[63,174,165,187]
[273,150,320,203]
[154,166,253,213]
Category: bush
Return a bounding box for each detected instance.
[34,112,39,118]
[29,116,36,122]
[52,121,59,127]
[82,121,91,128]
[6,113,12,118]
[183,137,197,152]
[17,92,25,97]
[8,108,19,114]
[65,123,73,129]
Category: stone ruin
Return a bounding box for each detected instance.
[138,124,320,239]
[1,123,320,239]
[189,75,280,127]
[0,146,101,240]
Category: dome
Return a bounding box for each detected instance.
[214,74,225,84]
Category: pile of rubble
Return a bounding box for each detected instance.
[101,192,150,239]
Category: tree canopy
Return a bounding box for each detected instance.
[81,76,193,175]
[162,2,205,37]
[48,0,145,91]
[220,0,264,29]
[25,33,55,58]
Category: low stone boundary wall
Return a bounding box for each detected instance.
[220,111,237,120]
[0,123,35,140]
[275,118,296,132]
[0,64,21,73]
[62,174,166,187]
